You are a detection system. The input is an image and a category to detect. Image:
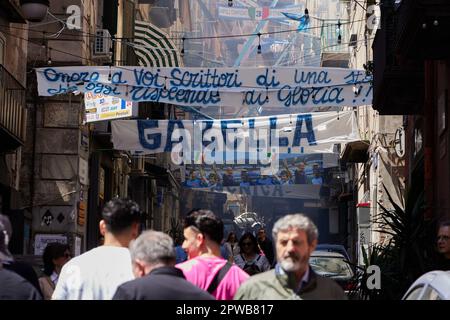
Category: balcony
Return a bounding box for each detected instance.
[0,64,27,152]
[320,19,350,68]
[372,0,424,115]
[395,0,450,60]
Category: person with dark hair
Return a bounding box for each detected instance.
[0,214,42,296]
[234,232,270,276]
[0,215,42,300]
[38,242,71,300]
[224,232,240,263]
[257,227,275,266]
[294,162,307,184]
[174,234,187,264]
[112,230,214,300]
[436,220,450,270]
[310,164,323,185]
[184,170,204,188]
[277,170,293,185]
[176,209,249,300]
[222,167,236,186]
[53,198,142,300]
[239,170,251,187]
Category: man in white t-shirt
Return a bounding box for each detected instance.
[52,198,142,300]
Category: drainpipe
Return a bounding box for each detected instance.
[424,60,434,220]
[30,81,38,217]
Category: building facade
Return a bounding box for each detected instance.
[0,0,28,255]
[341,0,406,265]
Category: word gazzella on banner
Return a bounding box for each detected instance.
[35,66,373,109]
[111,111,359,169]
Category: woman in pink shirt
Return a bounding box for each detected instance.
[176,210,249,300]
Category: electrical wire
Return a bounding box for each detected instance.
[353,0,369,12]
[0,17,368,41]
[2,24,374,88]
[116,34,375,71]
[1,22,374,93]
[0,28,100,65]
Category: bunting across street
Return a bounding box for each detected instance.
[35,66,372,109]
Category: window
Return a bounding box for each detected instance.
[309,256,354,278]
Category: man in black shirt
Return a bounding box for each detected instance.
[257,228,275,266]
[0,267,42,300]
[113,230,214,300]
[294,162,307,184]
[222,167,236,186]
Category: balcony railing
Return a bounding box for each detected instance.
[0,64,26,151]
[320,19,350,54]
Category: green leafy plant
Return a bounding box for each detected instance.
[166,217,184,245]
[352,189,437,299]
[350,155,440,299]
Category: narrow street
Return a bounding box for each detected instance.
[0,0,449,303]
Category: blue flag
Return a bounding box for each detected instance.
[281,12,310,31]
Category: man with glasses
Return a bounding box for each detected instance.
[436,220,450,270]
[234,232,270,275]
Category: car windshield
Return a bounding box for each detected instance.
[309,256,353,278]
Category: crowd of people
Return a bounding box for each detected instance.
[183,163,325,188]
[1,197,449,300]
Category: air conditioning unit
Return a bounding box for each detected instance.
[94,29,112,56]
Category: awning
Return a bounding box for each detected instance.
[340,140,369,163]
[134,20,183,67]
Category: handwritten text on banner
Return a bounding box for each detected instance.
[36,66,372,109]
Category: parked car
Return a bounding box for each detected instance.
[309,250,357,293]
[315,244,351,262]
[402,270,450,300]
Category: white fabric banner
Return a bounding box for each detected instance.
[197,184,322,199]
[35,66,372,109]
[111,110,359,158]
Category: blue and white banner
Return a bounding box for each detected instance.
[111,111,359,162]
[218,5,303,20]
[35,66,372,109]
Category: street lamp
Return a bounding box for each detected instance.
[20,0,49,22]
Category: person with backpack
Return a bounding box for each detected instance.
[234,232,270,276]
[176,209,249,300]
